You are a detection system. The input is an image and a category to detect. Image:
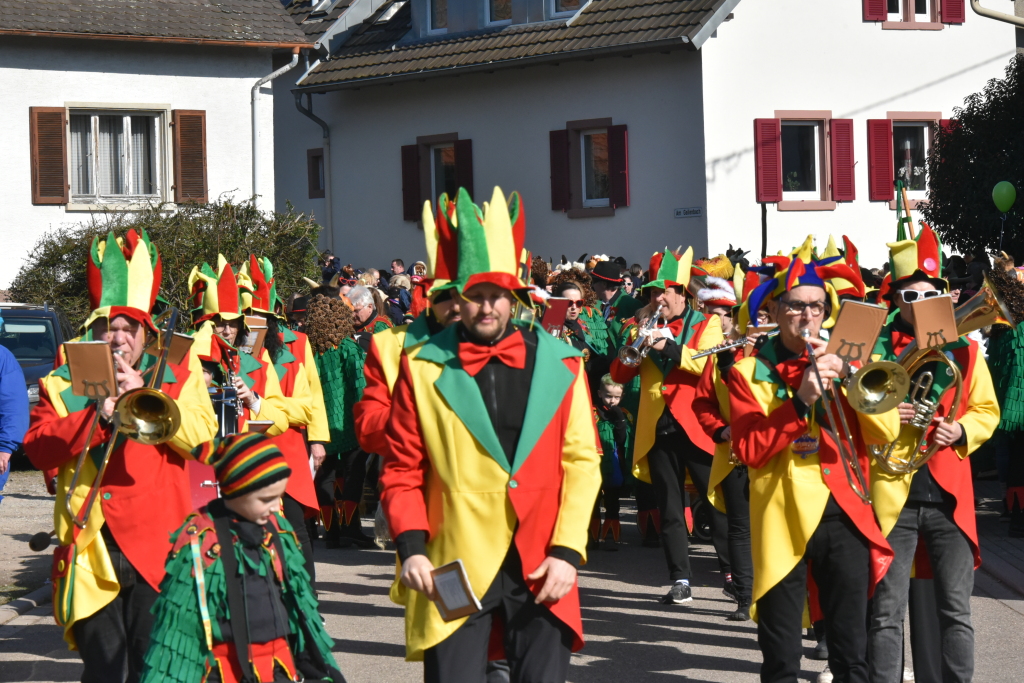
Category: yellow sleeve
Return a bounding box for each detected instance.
[253,352,290,437]
[302,338,330,443]
[169,351,219,455]
[955,352,1000,459]
[677,313,723,377]
[854,405,901,446]
[550,362,603,564]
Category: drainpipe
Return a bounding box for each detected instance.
[295,92,335,253]
[252,47,300,208]
[971,0,1024,27]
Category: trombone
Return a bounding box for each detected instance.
[870,275,1013,474]
[64,309,183,529]
[802,330,873,504]
[617,305,663,367]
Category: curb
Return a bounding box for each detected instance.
[0,583,51,626]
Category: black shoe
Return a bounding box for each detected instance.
[642,532,661,548]
[810,636,829,661]
[727,602,751,621]
[661,583,693,604]
[722,579,739,603]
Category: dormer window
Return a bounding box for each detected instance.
[487,0,511,24]
[552,0,581,17]
[429,0,448,31]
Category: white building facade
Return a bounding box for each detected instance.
[700,0,1017,267]
[0,0,309,288]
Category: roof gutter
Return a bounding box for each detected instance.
[294,35,695,93]
[0,28,310,49]
[253,48,301,210]
[970,0,1024,28]
[294,93,335,254]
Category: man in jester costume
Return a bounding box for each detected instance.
[24,230,218,682]
[609,246,724,605]
[381,186,601,681]
[238,255,329,587]
[354,193,462,459]
[590,259,643,345]
[866,226,1000,683]
[188,256,289,439]
[140,433,344,683]
[693,265,760,621]
[726,237,899,683]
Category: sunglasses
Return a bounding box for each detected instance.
[900,289,942,303]
[565,299,585,308]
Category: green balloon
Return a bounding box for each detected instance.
[993,181,1016,213]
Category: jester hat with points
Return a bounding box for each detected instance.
[819,235,867,300]
[83,229,162,333]
[188,255,245,327]
[880,223,946,300]
[744,235,840,330]
[238,255,282,317]
[421,192,461,294]
[643,246,695,291]
[452,186,527,293]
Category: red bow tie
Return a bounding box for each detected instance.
[458,331,527,377]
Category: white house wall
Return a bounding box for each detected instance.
[701,2,1016,267]
[274,49,709,269]
[0,37,279,288]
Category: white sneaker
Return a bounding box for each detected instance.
[903,667,916,681]
[816,666,833,683]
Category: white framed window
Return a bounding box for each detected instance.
[430,143,457,201]
[780,121,821,201]
[893,122,930,200]
[887,0,934,23]
[581,128,610,208]
[551,0,582,17]
[428,0,448,31]
[69,110,165,205]
[487,0,511,24]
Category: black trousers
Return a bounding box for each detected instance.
[424,546,574,683]
[718,465,753,603]
[756,498,870,683]
[908,578,943,683]
[282,493,316,590]
[73,528,159,683]
[646,429,717,581]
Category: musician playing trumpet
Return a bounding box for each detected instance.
[23,231,218,682]
[610,247,723,605]
[726,239,899,682]
[867,228,999,683]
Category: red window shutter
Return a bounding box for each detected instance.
[401,144,421,221]
[454,139,474,201]
[172,110,208,203]
[867,119,894,202]
[549,129,570,211]
[608,124,629,208]
[30,106,68,205]
[753,118,782,203]
[862,0,886,21]
[940,0,966,23]
[829,119,856,202]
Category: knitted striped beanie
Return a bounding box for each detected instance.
[192,433,291,499]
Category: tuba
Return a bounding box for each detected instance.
[63,309,183,529]
[870,275,1016,474]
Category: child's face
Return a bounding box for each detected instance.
[224,478,289,525]
[599,384,623,408]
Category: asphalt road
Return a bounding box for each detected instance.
[2,504,1023,682]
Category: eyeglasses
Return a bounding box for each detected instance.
[777,299,826,316]
[566,299,585,308]
[899,289,942,303]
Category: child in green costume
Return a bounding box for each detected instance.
[141,433,345,683]
[591,374,634,550]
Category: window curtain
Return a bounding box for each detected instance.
[97,115,125,196]
[131,116,156,195]
[69,115,92,196]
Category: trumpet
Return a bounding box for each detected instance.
[870,275,1015,474]
[802,330,872,504]
[617,305,663,367]
[692,330,780,359]
[63,309,183,529]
